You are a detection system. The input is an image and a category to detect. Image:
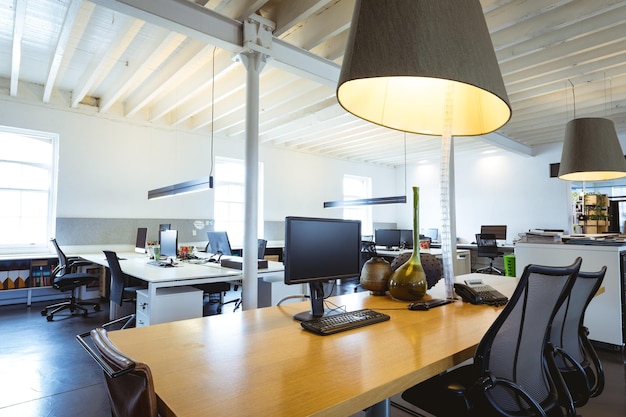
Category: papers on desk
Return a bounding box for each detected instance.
[147,260,178,268]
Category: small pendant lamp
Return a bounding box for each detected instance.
[558,117,626,181]
[337,0,511,136]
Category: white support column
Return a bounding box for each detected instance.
[237,15,272,310]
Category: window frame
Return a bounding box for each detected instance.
[343,174,372,236]
[213,157,264,246]
[0,125,58,254]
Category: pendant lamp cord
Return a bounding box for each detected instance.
[568,79,576,119]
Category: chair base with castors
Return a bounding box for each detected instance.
[41,285,100,321]
[476,264,503,275]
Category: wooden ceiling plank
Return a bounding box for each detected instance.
[10,0,27,96]
[43,0,82,103]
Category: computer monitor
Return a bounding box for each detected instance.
[374,229,401,249]
[481,225,507,241]
[206,231,233,256]
[423,228,439,242]
[135,227,147,253]
[399,229,413,249]
[158,224,171,243]
[284,216,361,322]
[159,229,178,258]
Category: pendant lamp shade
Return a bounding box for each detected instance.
[337,0,511,136]
[558,118,626,181]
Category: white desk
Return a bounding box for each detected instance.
[80,252,284,320]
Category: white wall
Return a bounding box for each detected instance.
[0,97,397,223]
[395,142,572,243]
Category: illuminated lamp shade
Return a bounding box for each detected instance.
[558,118,626,181]
[337,0,511,136]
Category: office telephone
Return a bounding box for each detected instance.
[454,279,508,306]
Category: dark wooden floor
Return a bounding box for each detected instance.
[0,281,624,417]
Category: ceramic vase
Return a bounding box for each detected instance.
[360,256,392,295]
[388,186,427,301]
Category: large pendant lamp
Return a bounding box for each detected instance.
[558,118,626,181]
[337,0,511,298]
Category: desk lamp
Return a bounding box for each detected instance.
[337,0,511,298]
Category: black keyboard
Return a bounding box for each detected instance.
[473,285,508,306]
[300,309,390,335]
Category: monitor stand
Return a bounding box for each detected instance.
[293,281,342,322]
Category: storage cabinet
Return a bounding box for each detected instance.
[0,256,60,306]
[135,286,203,327]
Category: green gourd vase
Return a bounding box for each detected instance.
[388,186,427,301]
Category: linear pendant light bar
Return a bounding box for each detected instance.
[324,195,406,208]
[147,176,212,200]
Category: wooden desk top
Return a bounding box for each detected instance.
[108,274,516,417]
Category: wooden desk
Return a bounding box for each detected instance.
[108,273,517,416]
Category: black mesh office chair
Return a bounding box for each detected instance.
[548,267,606,407]
[103,250,146,329]
[221,238,268,312]
[475,233,504,275]
[401,258,582,417]
[77,327,160,417]
[41,239,101,321]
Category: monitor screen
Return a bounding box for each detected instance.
[423,228,439,242]
[159,229,178,258]
[284,216,361,321]
[481,225,507,240]
[399,229,413,249]
[375,229,401,249]
[135,227,147,253]
[206,231,233,256]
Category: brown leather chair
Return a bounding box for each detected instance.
[77,327,160,417]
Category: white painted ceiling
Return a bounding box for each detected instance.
[2,0,626,166]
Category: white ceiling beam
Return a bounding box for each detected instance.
[89,0,340,86]
[124,40,212,117]
[43,0,83,103]
[10,0,27,97]
[99,30,186,113]
[480,132,534,156]
[71,16,143,108]
[268,0,334,37]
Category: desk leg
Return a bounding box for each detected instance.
[364,398,390,417]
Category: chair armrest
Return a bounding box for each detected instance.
[477,374,548,417]
[545,343,577,417]
[552,345,591,406]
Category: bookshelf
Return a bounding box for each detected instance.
[0,255,101,306]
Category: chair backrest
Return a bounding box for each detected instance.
[104,250,126,307]
[473,257,582,416]
[258,239,267,259]
[475,233,499,258]
[87,327,158,417]
[548,267,606,404]
[50,238,70,277]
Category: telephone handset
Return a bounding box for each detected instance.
[454,279,508,306]
[454,283,483,304]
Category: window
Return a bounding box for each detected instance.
[343,175,372,236]
[213,157,263,246]
[0,126,58,253]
